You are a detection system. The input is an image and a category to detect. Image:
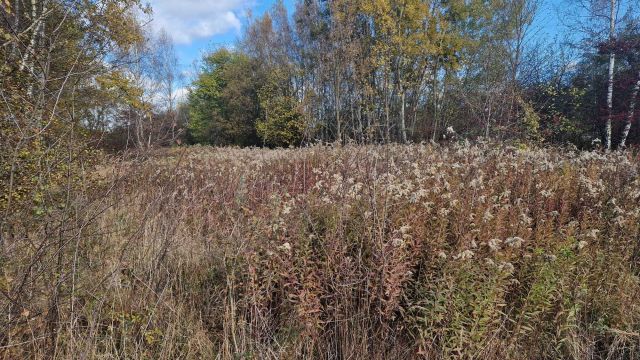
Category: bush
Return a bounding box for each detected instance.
[256,95,306,147]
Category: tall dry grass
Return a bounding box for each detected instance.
[2,142,640,359]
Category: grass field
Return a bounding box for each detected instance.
[3,143,640,359]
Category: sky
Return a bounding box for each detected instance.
[147,0,296,78]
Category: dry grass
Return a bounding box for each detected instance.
[2,142,640,359]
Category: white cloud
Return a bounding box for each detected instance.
[148,0,245,44]
[174,87,190,104]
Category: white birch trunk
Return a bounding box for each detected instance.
[19,0,42,73]
[605,52,615,151]
[619,70,640,149]
[605,0,616,151]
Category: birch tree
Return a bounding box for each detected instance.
[605,0,616,150]
[562,0,638,149]
[619,69,639,148]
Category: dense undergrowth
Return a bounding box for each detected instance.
[2,142,640,359]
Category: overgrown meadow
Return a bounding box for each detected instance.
[3,143,640,359]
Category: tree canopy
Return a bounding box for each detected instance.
[183,0,640,149]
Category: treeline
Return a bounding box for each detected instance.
[2,0,640,157]
[186,0,640,149]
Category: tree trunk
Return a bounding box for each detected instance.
[431,63,440,142]
[10,0,21,57]
[619,70,640,149]
[335,94,341,144]
[384,75,390,143]
[400,89,407,143]
[410,98,418,137]
[438,71,448,136]
[20,0,43,74]
[605,0,616,151]
[349,88,355,141]
[357,99,363,143]
[367,93,373,143]
[485,100,492,138]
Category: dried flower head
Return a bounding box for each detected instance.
[454,250,475,260]
[505,236,525,248]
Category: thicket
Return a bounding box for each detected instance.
[4,143,640,359]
